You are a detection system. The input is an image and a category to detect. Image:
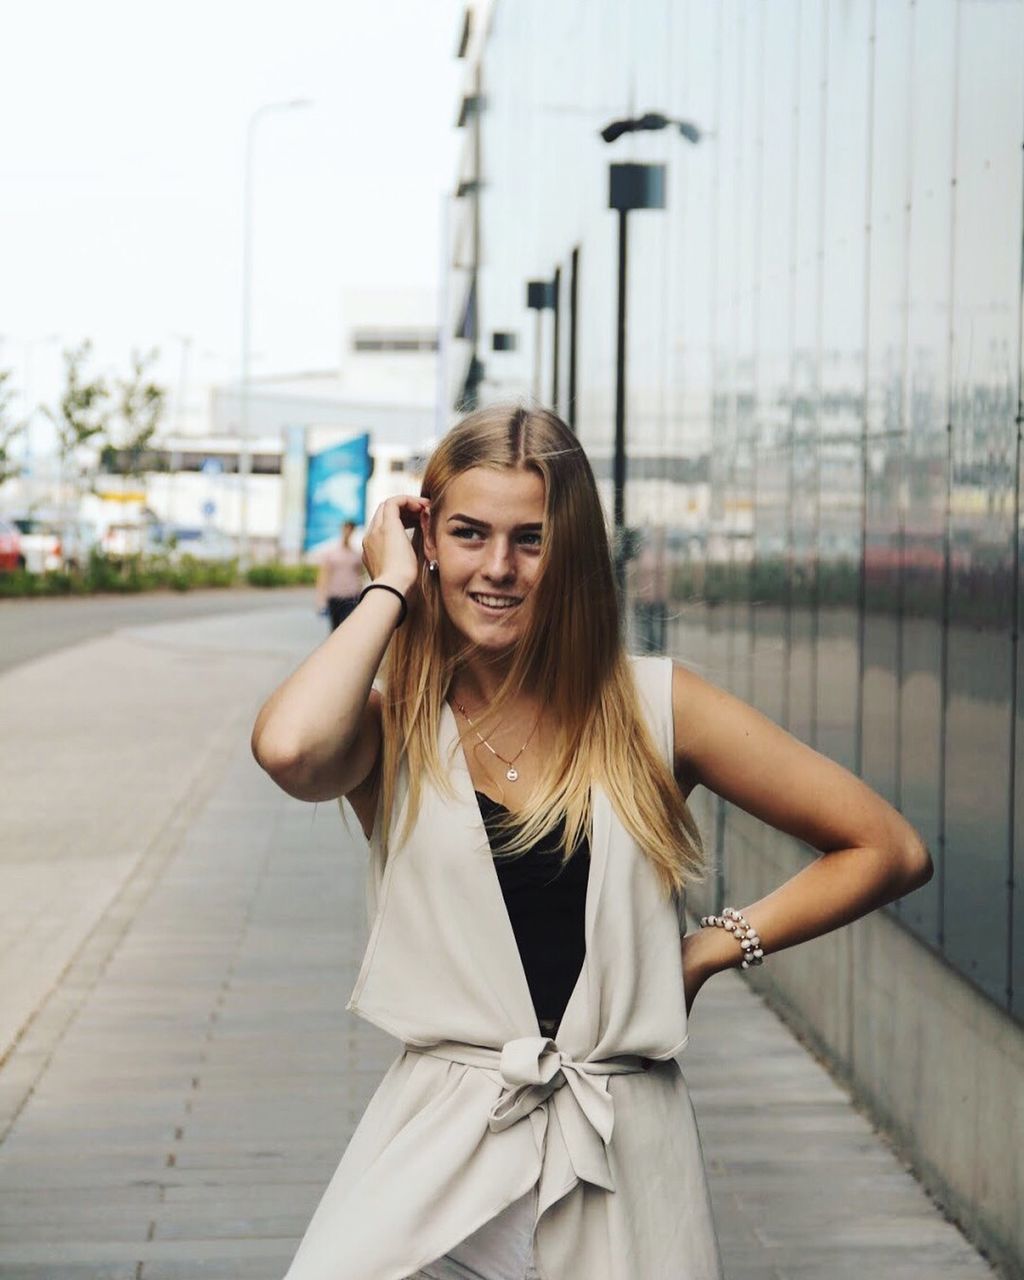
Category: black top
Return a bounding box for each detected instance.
[475,790,591,1038]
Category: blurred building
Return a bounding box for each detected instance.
[106,290,439,558]
[449,2,1024,1274]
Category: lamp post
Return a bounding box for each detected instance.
[239,97,312,571]
[599,112,701,598]
[525,279,556,403]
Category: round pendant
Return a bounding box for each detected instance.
[506,767,519,782]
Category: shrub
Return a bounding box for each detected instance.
[0,552,315,595]
[246,562,318,587]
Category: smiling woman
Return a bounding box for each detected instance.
[250,401,929,1280]
[424,468,545,643]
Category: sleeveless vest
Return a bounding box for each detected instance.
[282,653,724,1280]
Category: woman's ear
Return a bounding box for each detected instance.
[420,505,436,562]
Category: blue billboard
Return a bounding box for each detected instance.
[304,433,370,551]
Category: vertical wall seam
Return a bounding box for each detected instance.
[858,0,879,785]
[939,0,964,954]
[784,0,804,737]
[811,0,830,751]
[1006,20,1024,1013]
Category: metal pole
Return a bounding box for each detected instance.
[238,111,257,572]
[238,99,311,572]
[613,206,628,596]
[435,193,452,440]
[551,266,561,413]
[532,308,543,403]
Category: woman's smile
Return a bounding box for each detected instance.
[469,591,524,613]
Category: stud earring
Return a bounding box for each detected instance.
[428,560,438,573]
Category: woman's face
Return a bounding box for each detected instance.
[422,465,546,652]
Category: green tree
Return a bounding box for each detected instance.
[0,368,26,490]
[42,340,112,507]
[101,347,167,480]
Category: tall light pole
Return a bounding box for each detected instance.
[525,279,556,403]
[599,112,702,599]
[239,98,312,571]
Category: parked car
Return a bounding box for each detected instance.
[101,522,146,559]
[60,519,101,571]
[166,526,237,563]
[0,518,24,572]
[10,517,61,573]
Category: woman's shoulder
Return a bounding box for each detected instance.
[625,653,675,763]
[624,655,670,696]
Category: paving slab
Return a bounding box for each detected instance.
[0,605,1000,1279]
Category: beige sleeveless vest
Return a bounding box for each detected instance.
[283,654,724,1280]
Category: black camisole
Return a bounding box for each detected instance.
[475,790,591,1038]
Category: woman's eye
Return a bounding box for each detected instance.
[450,527,542,546]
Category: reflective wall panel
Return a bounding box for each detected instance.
[466,0,1024,1023]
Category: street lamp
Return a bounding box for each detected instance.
[599,112,701,598]
[525,278,556,402]
[238,97,312,571]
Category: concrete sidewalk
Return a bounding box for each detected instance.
[0,607,999,1278]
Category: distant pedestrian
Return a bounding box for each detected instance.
[314,520,364,631]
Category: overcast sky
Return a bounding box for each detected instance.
[1,0,464,453]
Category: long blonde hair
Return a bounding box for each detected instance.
[373,403,707,899]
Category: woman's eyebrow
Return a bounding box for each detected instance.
[446,513,543,530]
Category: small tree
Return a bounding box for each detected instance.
[0,368,26,491]
[101,347,167,482]
[42,340,112,512]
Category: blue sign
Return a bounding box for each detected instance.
[304,433,370,551]
[201,500,216,518]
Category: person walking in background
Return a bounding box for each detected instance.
[314,520,365,631]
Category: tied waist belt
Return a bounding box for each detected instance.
[404,1035,650,1193]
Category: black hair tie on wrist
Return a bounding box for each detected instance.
[357,582,408,627]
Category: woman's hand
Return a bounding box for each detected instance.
[361,494,431,595]
[680,927,732,1015]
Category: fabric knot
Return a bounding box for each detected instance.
[406,1036,649,1195]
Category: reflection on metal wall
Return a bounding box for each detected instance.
[459,0,1024,1023]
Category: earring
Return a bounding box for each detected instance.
[428,560,438,573]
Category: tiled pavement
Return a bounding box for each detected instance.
[0,606,999,1278]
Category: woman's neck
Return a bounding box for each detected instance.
[450,655,536,710]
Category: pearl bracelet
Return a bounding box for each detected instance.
[698,906,765,970]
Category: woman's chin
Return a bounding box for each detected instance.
[451,616,521,652]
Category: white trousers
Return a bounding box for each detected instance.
[408,1185,542,1280]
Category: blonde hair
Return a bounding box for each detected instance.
[373,403,707,899]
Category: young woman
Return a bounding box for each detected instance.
[252,405,932,1280]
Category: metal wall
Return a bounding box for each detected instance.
[458,0,1024,1024]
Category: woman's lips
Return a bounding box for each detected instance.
[469,592,522,614]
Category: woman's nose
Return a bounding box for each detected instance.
[483,538,515,579]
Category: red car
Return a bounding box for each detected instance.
[0,518,23,572]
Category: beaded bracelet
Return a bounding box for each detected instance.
[698,906,764,970]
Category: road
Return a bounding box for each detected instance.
[0,587,323,675]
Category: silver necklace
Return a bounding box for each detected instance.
[453,699,541,782]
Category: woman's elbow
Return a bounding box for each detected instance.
[898,837,934,892]
[251,723,305,788]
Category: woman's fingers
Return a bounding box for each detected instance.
[361,495,431,583]
[390,494,431,529]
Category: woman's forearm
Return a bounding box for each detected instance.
[687,842,932,981]
[251,573,408,780]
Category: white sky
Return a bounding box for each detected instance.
[0,0,465,454]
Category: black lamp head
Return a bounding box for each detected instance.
[599,119,634,143]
